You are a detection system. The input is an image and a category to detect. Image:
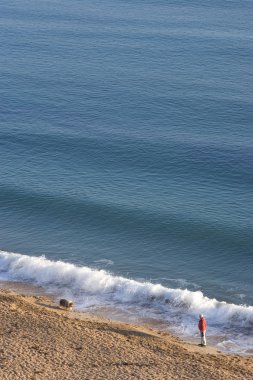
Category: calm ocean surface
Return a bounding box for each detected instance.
[0,0,253,353]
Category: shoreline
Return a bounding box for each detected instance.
[0,280,228,354]
[0,286,252,379]
[1,279,250,357]
[1,251,252,357]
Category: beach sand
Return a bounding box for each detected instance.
[0,288,252,380]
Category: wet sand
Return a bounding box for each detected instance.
[0,288,252,380]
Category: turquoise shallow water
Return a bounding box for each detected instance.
[0,0,252,353]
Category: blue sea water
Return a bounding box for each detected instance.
[0,0,253,353]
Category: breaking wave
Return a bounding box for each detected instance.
[0,250,252,353]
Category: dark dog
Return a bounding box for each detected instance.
[59,299,73,311]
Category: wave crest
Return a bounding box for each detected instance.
[0,250,252,329]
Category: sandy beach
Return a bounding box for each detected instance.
[0,288,252,380]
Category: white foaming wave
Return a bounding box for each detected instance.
[0,250,252,328]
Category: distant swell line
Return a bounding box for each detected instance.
[0,184,252,248]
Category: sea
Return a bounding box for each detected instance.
[0,0,252,354]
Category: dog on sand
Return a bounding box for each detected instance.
[59,299,74,311]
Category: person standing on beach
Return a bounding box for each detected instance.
[198,314,207,346]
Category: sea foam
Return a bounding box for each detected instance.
[0,250,252,328]
[1,250,253,353]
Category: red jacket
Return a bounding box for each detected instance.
[198,317,207,332]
